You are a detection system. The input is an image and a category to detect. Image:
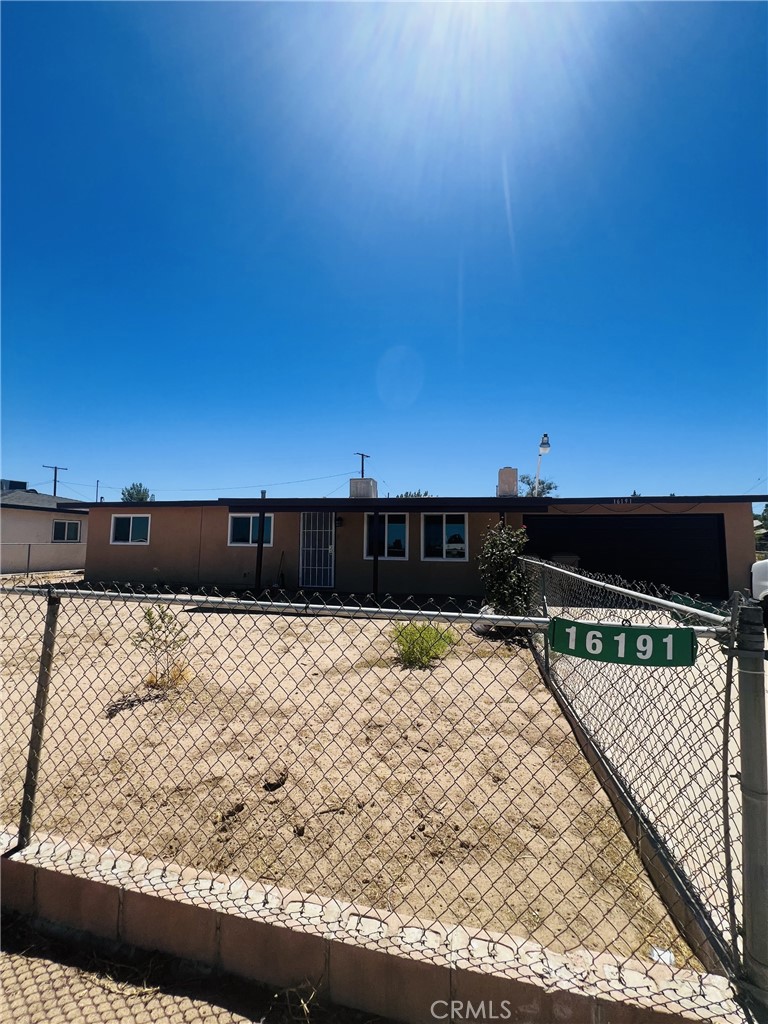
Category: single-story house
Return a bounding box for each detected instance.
[62,475,763,600]
[1,481,89,574]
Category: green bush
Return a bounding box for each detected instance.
[477,523,533,615]
[392,623,458,669]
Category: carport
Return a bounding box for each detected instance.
[523,511,728,599]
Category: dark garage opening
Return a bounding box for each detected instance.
[522,513,728,600]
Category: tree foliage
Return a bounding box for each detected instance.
[121,482,155,502]
[519,474,557,497]
[477,523,533,615]
[756,504,768,555]
[395,489,434,498]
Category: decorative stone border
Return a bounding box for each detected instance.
[0,830,744,1024]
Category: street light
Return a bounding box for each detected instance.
[534,433,551,497]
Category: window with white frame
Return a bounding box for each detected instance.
[365,513,408,559]
[52,520,81,543]
[228,514,274,546]
[422,513,467,560]
[111,514,150,544]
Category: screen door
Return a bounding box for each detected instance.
[300,512,335,588]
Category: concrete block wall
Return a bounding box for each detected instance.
[0,831,741,1024]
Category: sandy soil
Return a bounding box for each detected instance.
[1,590,694,967]
[1,909,388,1024]
[0,570,85,587]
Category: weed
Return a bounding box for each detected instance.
[392,622,458,669]
[145,662,190,691]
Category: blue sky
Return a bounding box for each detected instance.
[2,2,766,504]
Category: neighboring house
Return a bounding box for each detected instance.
[0,481,89,574]
[63,475,764,600]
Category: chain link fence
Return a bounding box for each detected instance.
[523,561,743,971]
[1,568,763,1020]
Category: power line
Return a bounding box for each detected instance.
[58,470,359,498]
[59,483,94,502]
[323,480,349,498]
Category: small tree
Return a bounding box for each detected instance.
[519,474,557,498]
[395,490,435,498]
[122,482,155,502]
[477,523,533,615]
[131,606,189,689]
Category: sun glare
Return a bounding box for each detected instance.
[277,3,608,201]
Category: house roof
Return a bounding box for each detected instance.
[56,493,768,513]
[1,489,88,513]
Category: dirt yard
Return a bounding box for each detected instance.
[1,590,695,968]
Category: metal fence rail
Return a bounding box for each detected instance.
[1,570,765,1019]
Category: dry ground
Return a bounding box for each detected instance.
[1,590,694,968]
[0,569,84,588]
[1,909,388,1024]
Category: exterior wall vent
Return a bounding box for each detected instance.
[350,478,379,498]
[496,467,518,497]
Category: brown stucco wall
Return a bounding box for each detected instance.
[713,502,755,594]
[84,501,756,597]
[334,511,522,596]
[85,505,301,590]
[85,505,202,585]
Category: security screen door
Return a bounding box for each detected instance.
[300,512,335,588]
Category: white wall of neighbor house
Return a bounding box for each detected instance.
[0,508,88,572]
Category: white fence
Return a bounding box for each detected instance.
[0,542,85,575]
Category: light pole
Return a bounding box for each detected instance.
[534,434,550,497]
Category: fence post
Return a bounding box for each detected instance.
[737,600,768,1007]
[17,591,61,850]
[541,568,550,676]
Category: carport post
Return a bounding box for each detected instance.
[372,511,380,597]
[254,510,266,593]
[737,600,768,1007]
[17,591,61,850]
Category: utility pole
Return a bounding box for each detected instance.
[354,453,370,479]
[42,465,68,497]
[95,480,100,502]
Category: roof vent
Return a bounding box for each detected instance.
[1,479,28,492]
[496,467,518,497]
[350,478,379,498]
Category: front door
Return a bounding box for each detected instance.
[300,512,335,588]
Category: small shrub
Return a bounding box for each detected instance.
[131,605,190,690]
[393,623,458,669]
[477,523,533,616]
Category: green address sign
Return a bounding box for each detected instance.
[548,617,698,667]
